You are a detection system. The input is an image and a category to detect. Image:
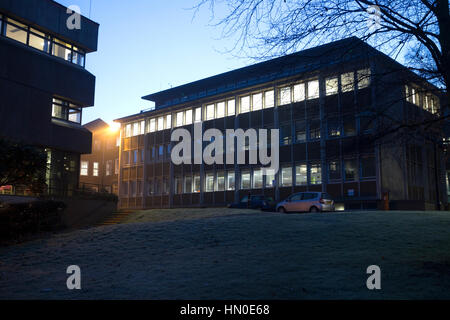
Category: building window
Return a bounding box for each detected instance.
[216,171,225,191]
[133,150,138,164]
[194,107,202,122]
[166,114,172,128]
[158,145,164,160]
[140,120,145,135]
[176,111,184,127]
[93,162,99,177]
[360,115,375,133]
[115,159,119,174]
[121,182,128,196]
[147,179,154,195]
[280,167,292,187]
[280,123,292,145]
[5,18,28,44]
[253,168,263,189]
[125,124,132,137]
[205,172,215,192]
[149,118,156,132]
[328,117,341,137]
[328,160,341,180]
[343,116,356,136]
[132,122,140,136]
[326,77,338,95]
[193,174,201,193]
[307,80,319,99]
[163,178,169,194]
[216,102,225,118]
[252,93,263,111]
[123,151,130,165]
[175,177,183,194]
[184,176,192,193]
[80,161,88,176]
[240,96,250,113]
[357,68,371,89]
[295,164,307,186]
[240,170,251,189]
[344,159,358,181]
[52,98,82,124]
[227,100,236,115]
[309,120,321,140]
[361,156,376,178]
[310,163,321,185]
[264,90,274,108]
[206,104,215,120]
[158,117,164,131]
[293,83,305,102]
[227,172,235,190]
[265,171,275,188]
[341,72,354,92]
[106,160,112,176]
[279,87,291,105]
[185,109,193,125]
[295,121,306,142]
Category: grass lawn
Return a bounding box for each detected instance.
[1,209,450,299]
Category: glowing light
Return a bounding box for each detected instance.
[109,121,121,133]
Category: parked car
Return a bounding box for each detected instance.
[276,192,335,213]
[228,195,276,210]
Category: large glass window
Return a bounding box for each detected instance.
[264,90,274,108]
[307,80,319,99]
[279,87,291,105]
[80,161,88,176]
[205,172,215,192]
[52,98,82,124]
[240,96,250,113]
[240,170,251,189]
[184,176,192,193]
[328,117,341,137]
[344,159,358,181]
[309,120,321,140]
[357,68,371,89]
[310,163,321,185]
[341,72,354,92]
[265,171,275,188]
[295,121,306,142]
[185,109,193,125]
[361,156,376,178]
[93,162,99,177]
[328,160,341,180]
[216,171,225,191]
[227,100,236,115]
[253,168,263,189]
[280,123,292,146]
[52,38,72,61]
[176,111,184,127]
[29,28,51,52]
[226,172,235,190]
[5,18,27,44]
[326,77,338,95]
[280,167,292,187]
[216,102,225,118]
[195,107,202,122]
[149,118,156,132]
[166,114,172,128]
[133,122,139,136]
[343,116,356,136]
[157,117,164,131]
[193,174,201,193]
[293,83,305,102]
[295,164,307,186]
[175,177,183,194]
[252,93,263,110]
[206,104,215,120]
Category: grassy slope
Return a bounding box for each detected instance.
[1,210,450,299]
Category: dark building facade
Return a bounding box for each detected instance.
[0,0,99,196]
[115,37,445,211]
[79,119,120,195]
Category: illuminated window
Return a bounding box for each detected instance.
[326,78,338,95]
[52,98,82,124]
[149,118,156,132]
[206,104,215,120]
[133,122,139,136]
[252,93,263,110]
[193,174,201,193]
[166,114,172,128]
[205,172,215,192]
[328,117,341,137]
[52,38,72,61]
[80,161,88,176]
[295,164,307,186]
[184,176,192,193]
[216,171,225,191]
[309,120,321,140]
[307,80,319,99]
[5,18,27,44]
[125,124,132,137]
[265,171,275,188]
[240,96,250,113]
[264,90,274,108]
[106,160,112,176]
[310,163,321,185]
[140,120,145,135]
[293,83,305,102]
[227,100,236,115]
[93,162,99,177]
[279,87,291,105]
[341,72,354,92]
[280,167,292,187]
[158,117,164,131]
[252,168,263,189]
[329,160,341,180]
[29,28,50,53]
[194,107,202,122]
[240,170,251,189]
[226,172,235,190]
[176,111,184,127]
[185,109,193,125]
[174,177,183,194]
[357,68,371,89]
[216,102,225,118]
[344,159,357,181]
[115,159,119,174]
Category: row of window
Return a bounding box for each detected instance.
[0,15,86,67]
[405,84,439,114]
[120,156,375,196]
[123,68,371,138]
[52,98,82,124]
[80,159,119,176]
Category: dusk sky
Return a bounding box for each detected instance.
[56,0,251,125]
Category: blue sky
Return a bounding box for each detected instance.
[55,0,251,125]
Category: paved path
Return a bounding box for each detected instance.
[1,211,450,299]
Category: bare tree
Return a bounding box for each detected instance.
[194,0,449,101]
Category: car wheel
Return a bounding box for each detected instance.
[309,206,320,213]
[277,207,287,213]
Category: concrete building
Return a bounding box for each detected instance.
[79,119,120,194]
[0,0,99,196]
[115,37,445,210]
